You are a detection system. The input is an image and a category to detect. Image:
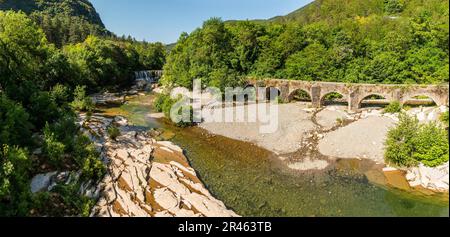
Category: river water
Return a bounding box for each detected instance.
[100,93,449,217]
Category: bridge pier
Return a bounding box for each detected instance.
[348,89,360,112]
[311,86,321,108]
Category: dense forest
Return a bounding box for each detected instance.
[0,1,165,216]
[0,0,109,47]
[163,0,449,90]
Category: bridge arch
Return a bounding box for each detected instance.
[321,91,348,106]
[288,89,312,102]
[358,93,389,108]
[402,94,439,107]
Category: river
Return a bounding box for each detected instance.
[100,93,449,217]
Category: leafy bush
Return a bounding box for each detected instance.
[385,113,449,167]
[153,94,196,127]
[153,93,171,113]
[51,183,96,217]
[411,122,449,167]
[385,113,419,167]
[384,101,402,114]
[440,111,449,127]
[50,84,70,106]
[72,135,105,181]
[384,0,405,14]
[0,145,31,216]
[0,95,33,147]
[43,124,66,167]
[71,86,94,112]
[107,125,121,141]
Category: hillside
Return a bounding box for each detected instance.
[0,0,104,26]
[269,0,448,24]
[163,0,449,89]
[0,0,108,47]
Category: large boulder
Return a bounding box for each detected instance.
[30,172,58,193]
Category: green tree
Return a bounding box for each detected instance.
[0,145,31,216]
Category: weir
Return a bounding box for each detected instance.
[134,70,163,83]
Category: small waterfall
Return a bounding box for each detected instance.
[134,70,162,83]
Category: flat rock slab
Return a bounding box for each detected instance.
[200,103,316,155]
[318,116,396,163]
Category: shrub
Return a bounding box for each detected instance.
[153,93,171,113]
[385,113,419,167]
[50,84,70,106]
[411,123,449,167]
[385,113,449,167]
[384,101,402,114]
[107,125,121,141]
[80,154,106,182]
[43,124,66,167]
[153,94,196,127]
[72,135,105,181]
[440,111,449,127]
[71,86,94,112]
[51,183,96,217]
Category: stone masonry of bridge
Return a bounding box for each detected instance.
[247,79,449,111]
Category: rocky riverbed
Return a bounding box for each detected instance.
[31,113,237,217]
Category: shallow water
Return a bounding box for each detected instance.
[101,93,449,217]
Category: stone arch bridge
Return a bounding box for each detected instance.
[246,79,449,111]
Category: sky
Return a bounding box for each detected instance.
[90,0,313,44]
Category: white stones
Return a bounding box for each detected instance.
[114,116,129,127]
[116,149,129,160]
[30,172,57,193]
[406,162,449,192]
[157,141,184,153]
[154,188,180,210]
[80,113,237,217]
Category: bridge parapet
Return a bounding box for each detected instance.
[246,78,449,111]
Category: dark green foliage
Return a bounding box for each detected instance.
[132,41,166,70]
[0,145,31,216]
[64,36,140,91]
[384,101,403,113]
[39,182,95,217]
[107,125,120,141]
[0,0,108,47]
[0,11,114,216]
[42,124,66,167]
[70,86,94,112]
[71,135,105,181]
[384,0,405,14]
[385,113,449,167]
[164,0,449,88]
[0,95,33,147]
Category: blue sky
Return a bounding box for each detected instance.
[90,0,313,44]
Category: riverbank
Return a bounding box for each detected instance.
[199,102,449,193]
[85,115,237,217]
[93,92,448,216]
